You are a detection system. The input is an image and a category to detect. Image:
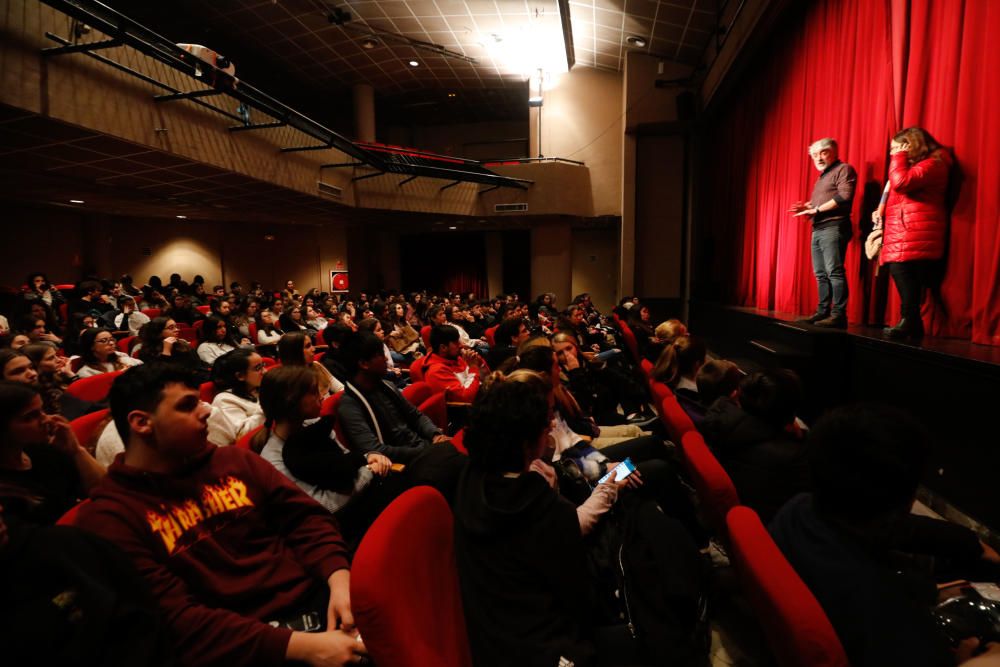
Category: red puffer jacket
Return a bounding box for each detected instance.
[880,150,951,264]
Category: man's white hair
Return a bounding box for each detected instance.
[809,138,838,154]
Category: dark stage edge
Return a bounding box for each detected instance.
[688,300,1000,538]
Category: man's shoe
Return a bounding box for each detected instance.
[796,313,828,324]
[814,315,847,328]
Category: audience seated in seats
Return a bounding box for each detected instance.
[3,333,30,351]
[68,280,113,323]
[70,364,368,667]
[20,344,98,421]
[135,317,204,377]
[256,366,396,548]
[386,302,422,360]
[206,348,265,446]
[423,325,487,403]
[454,372,656,667]
[163,292,201,327]
[255,307,283,356]
[232,297,259,340]
[278,331,343,397]
[679,359,743,427]
[100,294,150,335]
[20,272,66,309]
[486,316,529,370]
[445,304,485,352]
[0,381,105,524]
[770,404,1000,667]
[24,300,64,340]
[651,334,706,395]
[196,316,237,367]
[701,369,811,522]
[211,297,252,347]
[0,505,176,666]
[647,318,688,363]
[280,304,311,335]
[627,303,658,361]
[338,331,449,465]
[356,318,405,386]
[18,312,63,349]
[77,327,143,378]
[305,305,328,332]
[320,322,353,386]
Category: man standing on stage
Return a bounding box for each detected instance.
[789,138,856,328]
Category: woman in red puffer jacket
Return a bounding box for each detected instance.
[872,127,951,340]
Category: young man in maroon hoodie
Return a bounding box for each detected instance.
[72,363,368,667]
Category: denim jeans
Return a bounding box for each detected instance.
[811,225,849,318]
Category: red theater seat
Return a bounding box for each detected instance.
[235,424,265,450]
[660,395,696,443]
[199,381,217,404]
[69,408,111,455]
[352,486,473,667]
[56,499,93,526]
[726,506,849,667]
[418,392,448,432]
[141,308,161,319]
[65,370,124,403]
[680,431,739,537]
[420,325,431,350]
[618,321,641,365]
[402,381,434,407]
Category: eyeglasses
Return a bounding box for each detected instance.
[94,337,115,344]
[251,363,265,371]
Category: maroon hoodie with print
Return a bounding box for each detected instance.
[74,444,349,667]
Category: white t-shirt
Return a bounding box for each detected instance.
[207,390,265,446]
[76,354,143,378]
[197,342,235,365]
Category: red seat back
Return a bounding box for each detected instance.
[726,506,849,667]
[650,379,673,406]
[195,305,211,314]
[618,321,641,365]
[177,327,198,345]
[65,370,124,403]
[640,358,653,376]
[69,408,111,455]
[660,395,696,443]
[320,390,344,417]
[420,325,432,350]
[402,381,434,407]
[484,325,498,346]
[235,424,265,450]
[248,321,258,343]
[199,381,217,404]
[680,431,739,536]
[260,356,278,369]
[450,427,468,455]
[141,308,161,319]
[418,392,448,432]
[352,486,473,667]
[57,498,93,526]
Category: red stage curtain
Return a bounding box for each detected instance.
[701,0,1000,345]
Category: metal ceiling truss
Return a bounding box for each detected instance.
[38,0,533,192]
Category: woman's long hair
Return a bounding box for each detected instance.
[79,327,128,372]
[893,127,943,164]
[651,334,707,387]
[250,365,317,453]
[277,331,309,366]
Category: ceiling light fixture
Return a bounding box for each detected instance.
[408,60,419,67]
[625,35,648,48]
[448,226,457,230]
[176,215,187,219]
[361,36,380,49]
[447,92,457,98]
[69,199,85,204]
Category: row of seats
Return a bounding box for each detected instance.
[635,358,849,667]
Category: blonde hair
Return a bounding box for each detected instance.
[654,319,688,344]
[517,335,552,356]
[651,334,707,387]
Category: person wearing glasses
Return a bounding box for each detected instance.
[207,349,266,446]
[76,328,143,378]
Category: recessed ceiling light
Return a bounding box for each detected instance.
[408,60,419,67]
[447,92,457,98]
[176,215,187,219]
[69,199,85,204]
[448,226,457,230]
[361,36,380,49]
[625,35,648,48]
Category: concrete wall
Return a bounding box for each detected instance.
[530,224,573,307]
[571,227,619,313]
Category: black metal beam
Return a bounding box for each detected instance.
[42,36,121,56]
[154,89,224,102]
[228,121,286,132]
[398,175,418,186]
[320,162,364,168]
[281,144,332,153]
[478,185,500,195]
[439,180,462,192]
[352,171,384,182]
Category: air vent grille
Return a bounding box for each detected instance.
[494,203,528,212]
[317,181,343,199]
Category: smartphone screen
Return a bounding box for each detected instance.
[598,457,636,484]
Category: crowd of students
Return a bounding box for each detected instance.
[1,271,999,666]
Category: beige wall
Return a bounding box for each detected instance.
[634,135,684,298]
[382,121,529,161]
[571,227,619,313]
[529,68,623,216]
[530,224,573,307]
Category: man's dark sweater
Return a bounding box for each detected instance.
[338,380,441,464]
[809,160,857,231]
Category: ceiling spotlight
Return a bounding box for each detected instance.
[625,35,648,48]
[176,215,187,219]
[361,36,380,49]
[447,92,457,98]
[263,234,276,241]
[408,60,419,67]
[69,199,85,204]
[448,226,457,230]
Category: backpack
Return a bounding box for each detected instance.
[586,495,710,666]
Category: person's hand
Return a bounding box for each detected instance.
[622,467,644,490]
[872,209,883,226]
[432,433,450,444]
[788,201,810,214]
[890,140,909,155]
[326,569,354,633]
[557,348,580,371]
[39,332,61,343]
[163,336,177,354]
[460,348,480,367]
[286,630,367,667]
[528,459,558,489]
[45,414,81,457]
[590,343,601,353]
[793,206,817,217]
[365,452,392,477]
